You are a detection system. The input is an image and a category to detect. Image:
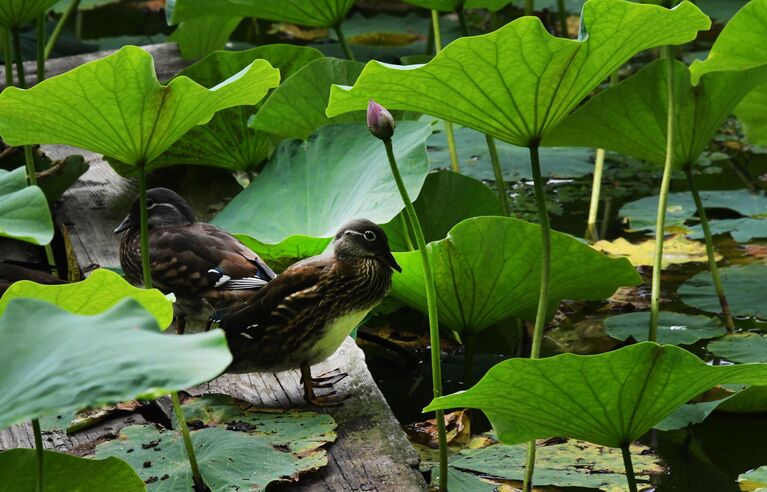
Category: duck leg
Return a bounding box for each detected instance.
[300,362,349,407]
[176,315,186,335]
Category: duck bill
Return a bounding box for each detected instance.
[379,251,402,273]
[113,215,134,234]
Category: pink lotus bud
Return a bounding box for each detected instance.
[367,99,395,140]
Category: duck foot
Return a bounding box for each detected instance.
[300,363,349,407]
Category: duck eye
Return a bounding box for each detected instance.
[363,230,376,242]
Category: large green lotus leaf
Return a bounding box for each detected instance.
[212,122,431,243]
[0,167,53,245]
[679,264,767,319]
[0,449,144,492]
[166,0,355,27]
[391,216,640,333]
[382,170,501,252]
[437,439,662,491]
[0,268,174,328]
[690,0,767,145]
[544,59,767,168]
[400,0,509,12]
[604,311,725,346]
[620,190,767,231]
[0,298,231,430]
[169,15,243,60]
[425,342,767,448]
[326,0,710,147]
[709,333,767,364]
[235,234,331,274]
[0,0,59,29]
[97,394,335,491]
[250,57,365,141]
[0,45,280,169]
[428,125,594,180]
[149,45,323,172]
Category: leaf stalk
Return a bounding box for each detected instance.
[334,24,355,61]
[621,443,639,492]
[37,14,45,82]
[46,0,81,60]
[383,137,447,491]
[431,10,460,174]
[32,418,43,492]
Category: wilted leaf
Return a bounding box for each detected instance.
[739,465,767,492]
[593,235,720,267]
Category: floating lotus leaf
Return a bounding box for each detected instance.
[0,268,173,328]
[709,333,767,364]
[687,218,767,243]
[0,45,280,170]
[0,298,231,430]
[604,312,725,345]
[425,342,767,448]
[327,0,709,147]
[392,216,640,334]
[0,167,53,246]
[0,449,144,492]
[679,264,767,319]
[400,0,509,12]
[166,0,356,28]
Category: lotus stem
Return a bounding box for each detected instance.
[46,0,81,60]
[171,392,205,491]
[522,144,552,492]
[649,46,676,342]
[525,0,535,16]
[399,214,415,251]
[463,332,475,385]
[556,0,568,36]
[11,28,24,88]
[36,15,45,82]
[383,137,447,491]
[4,29,13,86]
[137,163,153,289]
[431,10,460,174]
[32,418,43,492]
[455,13,509,214]
[684,166,735,332]
[621,444,639,492]
[334,24,355,61]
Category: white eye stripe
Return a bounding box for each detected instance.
[363,230,376,241]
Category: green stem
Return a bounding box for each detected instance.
[585,148,605,241]
[46,0,81,60]
[334,24,355,61]
[524,0,535,16]
[431,10,460,174]
[556,0,568,36]
[137,163,152,288]
[457,8,469,35]
[384,137,447,491]
[32,418,43,492]
[36,15,45,82]
[11,28,24,87]
[4,29,13,87]
[486,135,510,215]
[171,392,204,491]
[684,166,735,332]
[621,444,639,492]
[463,332,475,386]
[398,214,415,251]
[649,47,675,342]
[521,144,551,492]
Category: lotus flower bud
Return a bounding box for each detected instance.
[367,99,395,140]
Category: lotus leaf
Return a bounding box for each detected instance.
[170,16,242,60]
[544,59,767,168]
[687,218,767,243]
[690,0,767,145]
[0,449,144,492]
[381,170,501,252]
[0,268,174,328]
[212,122,431,244]
[604,312,725,345]
[739,466,767,492]
[426,342,767,448]
[679,264,767,319]
[593,235,720,267]
[400,0,509,12]
[0,45,280,169]
[0,167,53,245]
[391,216,640,333]
[0,298,231,430]
[250,57,365,140]
[709,333,767,364]
[0,0,59,29]
[326,0,710,147]
[150,45,323,171]
[166,0,356,28]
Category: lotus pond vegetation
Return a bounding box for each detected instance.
[0,0,766,491]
